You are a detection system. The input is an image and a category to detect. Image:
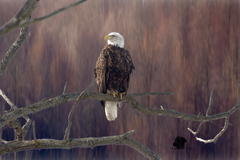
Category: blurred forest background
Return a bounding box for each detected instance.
[0,0,239,159]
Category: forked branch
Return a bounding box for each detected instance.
[0,0,87,38]
[187,91,232,143]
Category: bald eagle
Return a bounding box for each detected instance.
[94,32,135,121]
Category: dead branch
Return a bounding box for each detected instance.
[0,0,38,38]
[7,119,22,141]
[0,80,237,153]
[128,92,173,96]
[0,89,32,140]
[0,15,30,79]
[0,130,161,160]
[187,122,204,136]
[195,116,230,143]
[187,91,231,143]
[0,0,87,38]
[122,137,161,160]
[0,85,239,131]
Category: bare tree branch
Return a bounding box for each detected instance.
[0,139,8,144]
[187,91,231,143]
[7,119,23,141]
[187,122,204,136]
[0,89,18,110]
[187,92,213,136]
[0,130,161,160]
[195,116,230,143]
[0,0,87,38]
[0,86,239,131]
[128,92,173,96]
[122,137,162,160]
[0,0,38,38]
[22,118,32,139]
[0,16,30,79]
[0,88,32,140]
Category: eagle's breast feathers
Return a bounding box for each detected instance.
[95,45,134,95]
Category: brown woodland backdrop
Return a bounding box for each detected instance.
[0,0,239,159]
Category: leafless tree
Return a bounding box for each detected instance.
[0,0,239,160]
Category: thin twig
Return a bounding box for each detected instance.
[236,98,240,106]
[121,129,136,137]
[187,122,204,135]
[206,91,213,116]
[63,80,95,140]
[0,89,18,110]
[22,118,32,139]
[62,81,68,94]
[32,121,37,144]
[128,92,173,97]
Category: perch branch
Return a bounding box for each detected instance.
[128,92,173,97]
[0,87,239,131]
[0,82,239,146]
[0,139,8,144]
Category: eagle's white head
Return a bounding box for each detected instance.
[104,32,124,48]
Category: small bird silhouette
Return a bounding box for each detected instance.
[173,136,187,149]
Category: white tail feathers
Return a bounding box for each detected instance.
[105,101,121,121]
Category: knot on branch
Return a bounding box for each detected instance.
[117,130,136,144]
[8,119,23,141]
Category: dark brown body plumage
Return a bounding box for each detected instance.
[94,44,135,106]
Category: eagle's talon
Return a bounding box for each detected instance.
[107,90,117,98]
[119,92,126,99]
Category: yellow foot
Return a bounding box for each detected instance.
[107,90,118,98]
[119,92,126,99]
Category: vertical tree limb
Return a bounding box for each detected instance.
[0,16,30,78]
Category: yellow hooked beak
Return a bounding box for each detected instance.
[104,35,111,40]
